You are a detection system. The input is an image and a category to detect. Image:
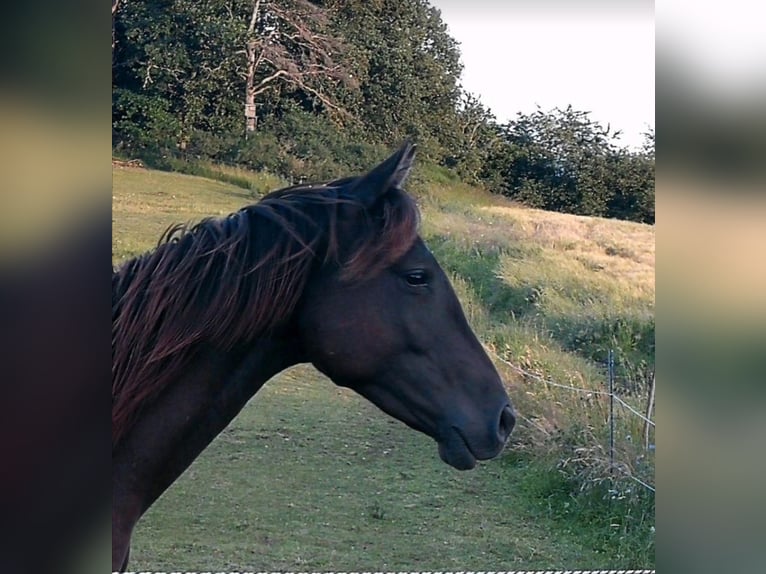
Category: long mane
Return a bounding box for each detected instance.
[112,179,419,447]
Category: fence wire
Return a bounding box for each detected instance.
[492,355,655,427]
[490,351,655,493]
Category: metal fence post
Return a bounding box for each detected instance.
[608,348,615,473]
[643,371,656,450]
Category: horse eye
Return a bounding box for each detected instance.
[405,270,429,287]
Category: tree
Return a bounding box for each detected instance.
[444,92,503,183]
[325,0,463,157]
[243,0,354,133]
[112,0,354,150]
[605,130,655,224]
[491,106,646,219]
[471,106,655,222]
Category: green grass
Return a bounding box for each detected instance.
[130,368,631,571]
[113,164,655,570]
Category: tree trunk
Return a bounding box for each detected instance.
[244,0,261,135]
[112,0,121,53]
[245,40,257,134]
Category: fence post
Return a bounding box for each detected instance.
[608,349,615,473]
[643,371,656,450]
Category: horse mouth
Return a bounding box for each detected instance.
[437,427,479,470]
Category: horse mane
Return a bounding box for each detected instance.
[112,178,419,448]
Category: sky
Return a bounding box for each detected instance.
[430,1,655,150]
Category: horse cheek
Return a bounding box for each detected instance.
[307,313,398,384]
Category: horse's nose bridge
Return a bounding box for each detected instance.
[439,335,509,404]
[446,342,513,444]
[438,314,497,376]
[430,306,511,413]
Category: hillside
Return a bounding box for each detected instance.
[112,163,655,570]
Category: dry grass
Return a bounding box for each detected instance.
[419,199,654,315]
[479,205,654,302]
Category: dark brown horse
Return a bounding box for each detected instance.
[112,142,515,571]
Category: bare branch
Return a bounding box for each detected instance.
[242,0,353,132]
[141,61,184,89]
[252,69,291,93]
[292,80,352,119]
[247,0,261,35]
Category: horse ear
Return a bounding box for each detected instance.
[353,140,416,208]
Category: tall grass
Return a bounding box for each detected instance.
[162,157,289,197]
[416,182,655,560]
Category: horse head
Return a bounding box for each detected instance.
[296,142,515,469]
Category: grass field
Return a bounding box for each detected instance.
[113,163,655,570]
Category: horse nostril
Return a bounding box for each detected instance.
[498,405,515,442]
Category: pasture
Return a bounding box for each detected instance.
[113,164,655,570]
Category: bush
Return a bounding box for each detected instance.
[112,89,181,163]
[258,104,390,182]
[235,131,288,175]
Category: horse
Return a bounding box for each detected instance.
[112,142,515,571]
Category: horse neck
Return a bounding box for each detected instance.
[113,335,305,518]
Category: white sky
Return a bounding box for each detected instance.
[431,1,655,150]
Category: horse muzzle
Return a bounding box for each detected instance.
[437,404,515,470]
